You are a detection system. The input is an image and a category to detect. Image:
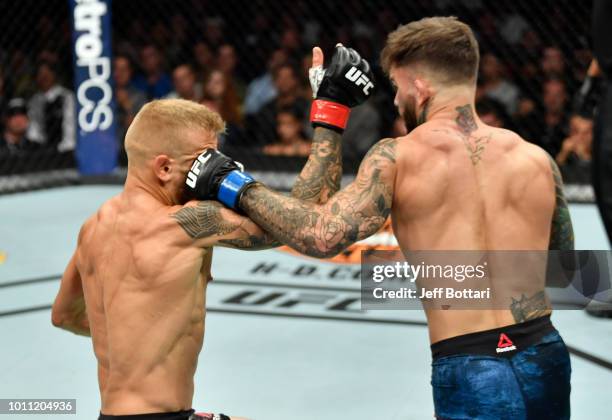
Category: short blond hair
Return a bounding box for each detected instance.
[125,99,225,163]
[381,16,479,85]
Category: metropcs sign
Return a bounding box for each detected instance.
[73,0,113,132]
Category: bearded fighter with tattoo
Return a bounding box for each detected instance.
[191,18,574,420]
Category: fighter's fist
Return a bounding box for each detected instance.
[184,148,256,210]
[309,44,375,132]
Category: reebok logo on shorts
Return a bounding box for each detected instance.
[496,333,517,353]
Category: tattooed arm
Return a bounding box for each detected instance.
[171,126,343,250]
[239,138,397,258]
[291,127,342,203]
[547,155,575,250]
[172,200,280,250]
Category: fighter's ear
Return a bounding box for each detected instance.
[153,154,172,183]
[414,78,432,108]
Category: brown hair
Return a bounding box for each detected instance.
[380,16,479,85]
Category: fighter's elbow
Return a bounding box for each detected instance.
[305,244,344,259]
[51,310,65,328]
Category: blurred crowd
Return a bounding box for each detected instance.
[0,0,598,181]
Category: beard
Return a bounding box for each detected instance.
[401,95,419,133]
[400,95,430,133]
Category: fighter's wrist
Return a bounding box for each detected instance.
[237,181,263,212]
[310,99,351,132]
[217,170,257,210]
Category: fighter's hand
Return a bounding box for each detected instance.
[309,43,375,132]
[308,46,325,97]
[183,149,257,211]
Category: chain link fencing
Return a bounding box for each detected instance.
[0,0,596,199]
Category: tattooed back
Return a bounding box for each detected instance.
[75,191,211,414]
[391,113,556,342]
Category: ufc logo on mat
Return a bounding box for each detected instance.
[345,66,374,96]
[186,152,211,188]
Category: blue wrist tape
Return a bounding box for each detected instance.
[218,170,256,209]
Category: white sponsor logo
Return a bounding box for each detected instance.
[74,0,113,132]
[345,66,374,96]
[186,152,212,188]
[496,345,517,353]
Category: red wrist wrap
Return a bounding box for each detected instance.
[310,99,351,130]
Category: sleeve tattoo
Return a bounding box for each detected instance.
[172,201,280,250]
[171,127,343,250]
[239,138,397,258]
[291,127,343,203]
[548,156,574,250]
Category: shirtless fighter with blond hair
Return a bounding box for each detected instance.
[50,43,374,420]
[192,18,574,419]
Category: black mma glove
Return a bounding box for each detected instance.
[309,43,375,132]
[184,148,256,210]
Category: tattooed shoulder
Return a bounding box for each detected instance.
[171,201,234,239]
[364,137,397,163]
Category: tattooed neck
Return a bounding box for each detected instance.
[454,104,491,165]
[455,104,478,135]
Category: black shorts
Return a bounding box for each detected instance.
[98,409,229,420]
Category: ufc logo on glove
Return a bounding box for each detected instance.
[186,152,212,188]
[345,66,374,96]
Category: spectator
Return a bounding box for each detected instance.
[201,69,241,126]
[556,113,593,184]
[27,61,76,152]
[478,53,520,115]
[201,69,243,148]
[0,98,39,156]
[279,27,302,58]
[216,44,245,99]
[540,46,576,92]
[244,48,288,115]
[516,78,569,156]
[113,56,146,160]
[193,41,215,82]
[166,64,202,102]
[247,62,309,146]
[7,50,35,99]
[203,17,225,49]
[133,44,172,100]
[476,98,511,128]
[556,114,593,166]
[541,46,566,80]
[263,105,310,157]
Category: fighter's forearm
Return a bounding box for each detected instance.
[242,185,343,257]
[241,138,396,257]
[291,127,342,203]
